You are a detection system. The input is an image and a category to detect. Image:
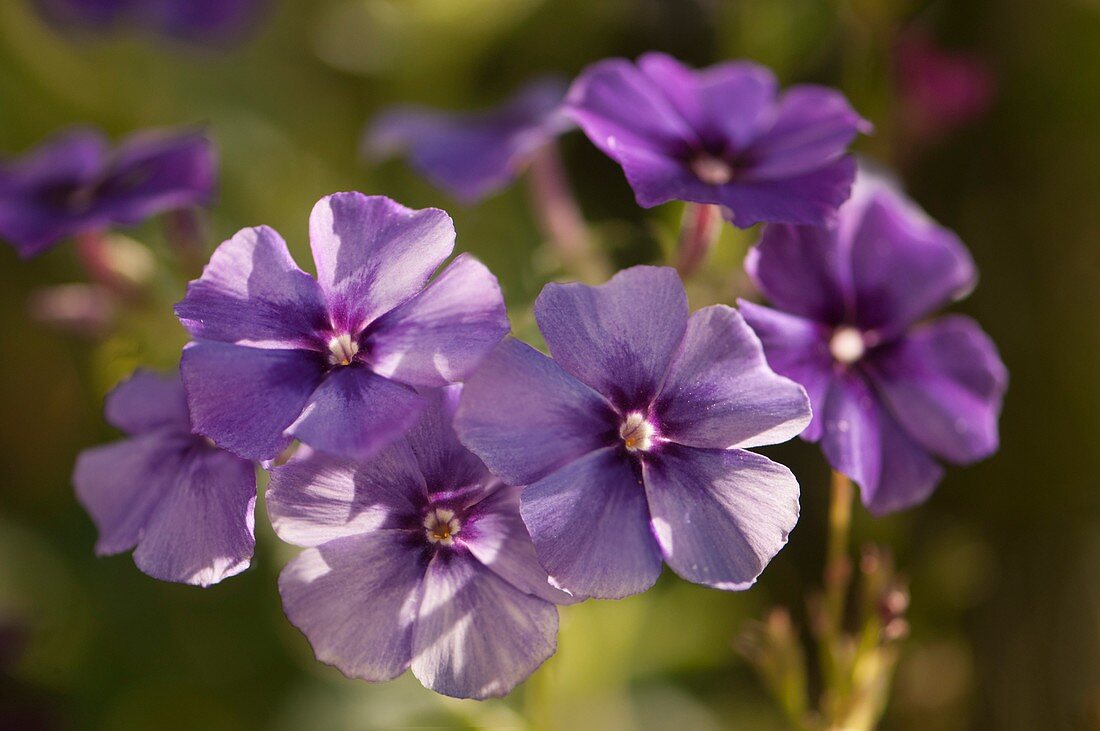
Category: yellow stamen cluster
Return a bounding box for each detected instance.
[620,412,656,453]
[424,508,461,546]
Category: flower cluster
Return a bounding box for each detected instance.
[0,127,214,258]
[57,51,1006,702]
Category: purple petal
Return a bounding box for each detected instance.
[278,531,426,682]
[308,193,454,334]
[180,341,323,461]
[461,484,574,604]
[744,85,871,180]
[714,155,859,228]
[738,300,835,442]
[744,222,851,324]
[520,447,662,599]
[97,129,216,223]
[455,338,616,486]
[638,53,777,154]
[287,366,426,460]
[566,57,699,160]
[405,385,490,497]
[654,305,810,449]
[866,315,1007,464]
[365,253,508,388]
[103,368,190,436]
[848,181,976,334]
[0,126,107,185]
[138,0,267,44]
[73,432,186,555]
[366,77,571,204]
[131,445,256,587]
[643,444,799,590]
[175,225,327,348]
[534,265,688,410]
[820,371,944,514]
[411,550,558,699]
[266,447,426,548]
[0,128,110,256]
[609,143,713,209]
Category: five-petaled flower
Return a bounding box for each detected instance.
[268,386,571,699]
[366,77,573,204]
[739,172,1008,514]
[73,369,256,586]
[566,52,870,228]
[175,192,509,462]
[0,127,215,258]
[455,266,811,600]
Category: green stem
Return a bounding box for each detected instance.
[820,470,855,726]
[675,202,722,279]
[824,470,854,636]
[525,143,607,283]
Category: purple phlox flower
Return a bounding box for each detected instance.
[0,126,215,258]
[739,171,1008,514]
[72,369,256,586]
[268,386,572,699]
[895,31,996,144]
[32,0,268,45]
[566,52,871,228]
[454,265,811,600]
[365,77,574,204]
[175,192,510,463]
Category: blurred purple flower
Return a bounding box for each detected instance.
[365,77,573,204]
[268,387,570,699]
[739,172,1008,514]
[32,0,268,45]
[175,192,509,462]
[0,127,215,258]
[455,266,809,600]
[566,52,870,228]
[72,369,256,586]
[896,31,996,144]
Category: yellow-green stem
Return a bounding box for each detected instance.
[525,143,607,284]
[824,470,854,634]
[675,202,722,278]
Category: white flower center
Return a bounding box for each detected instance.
[690,154,734,186]
[326,333,359,366]
[620,412,656,453]
[830,326,866,365]
[424,508,461,546]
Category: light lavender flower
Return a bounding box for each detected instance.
[269,387,571,699]
[73,369,256,586]
[175,192,509,462]
[456,266,810,599]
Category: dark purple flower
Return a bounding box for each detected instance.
[268,386,570,699]
[0,127,215,258]
[739,172,1008,514]
[33,0,267,45]
[72,369,256,586]
[566,52,871,228]
[366,77,573,204]
[454,266,810,600]
[175,192,509,462]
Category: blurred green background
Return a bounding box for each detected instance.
[1,0,1099,728]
